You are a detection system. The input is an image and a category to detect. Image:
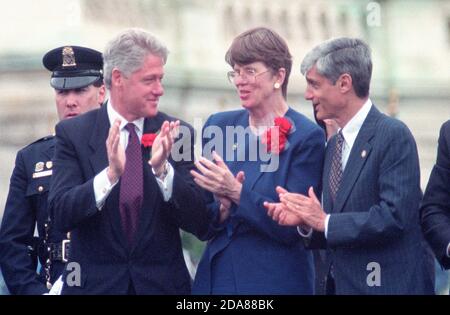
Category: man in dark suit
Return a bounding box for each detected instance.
[48,28,208,295]
[0,45,105,294]
[266,37,434,294]
[421,121,450,272]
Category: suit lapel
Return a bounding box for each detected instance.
[88,104,110,175]
[234,108,300,190]
[86,104,129,249]
[333,106,382,213]
[105,183,129,249]
[225,112,265,190]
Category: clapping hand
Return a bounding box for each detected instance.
[191,151,243,205]
[150,120,180,175]
[106,118,125,184]
[214,171,245,223]
[265,186,326,231]
[264,187,305,226]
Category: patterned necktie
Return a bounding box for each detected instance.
[329,131,344,202]
[119,123,143,245]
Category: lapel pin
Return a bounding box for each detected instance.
[361,150,367,158]
[46,161,53,169]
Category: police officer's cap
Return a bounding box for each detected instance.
[43,46,103,90]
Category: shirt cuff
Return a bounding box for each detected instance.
[446,242,450,258]
[324,214,330,239]
[93,168,118,210]
[47,275,64,295]
[297,225,313,238]
[152,162,174,202]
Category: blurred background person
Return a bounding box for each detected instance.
[314,110,339,142]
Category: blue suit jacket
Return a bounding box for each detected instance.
[0,136,66,294]
[421,120,450,269]
[308,105,434,294]
[48,104,209,294]
[192,108,325,294]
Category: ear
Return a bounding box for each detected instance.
[338,73,352,93]
[97,85,106,104]
[111,68,123,87]
[275,67,286,87]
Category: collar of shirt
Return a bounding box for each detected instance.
[339,98,372,170]
[106,100,145,148]
[340,98,372,150]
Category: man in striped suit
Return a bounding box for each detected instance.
[266,37,434,294]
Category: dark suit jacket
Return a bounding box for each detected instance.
[192,108,325,294]
[48,104,208,294]
[0,136,66,295]
[307,105,434,294]
[421,120,450,269]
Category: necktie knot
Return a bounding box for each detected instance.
[125,122,136,134]
[336,130,344,148]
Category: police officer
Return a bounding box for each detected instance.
[0,46,105,294]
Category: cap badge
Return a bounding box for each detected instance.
[62,46,77,67]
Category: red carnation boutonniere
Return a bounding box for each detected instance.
[141,133,158,147]
[262,117,292,154]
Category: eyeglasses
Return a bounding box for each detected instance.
[227,68,270,84]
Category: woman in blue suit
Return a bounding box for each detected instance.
[191,27,325,294]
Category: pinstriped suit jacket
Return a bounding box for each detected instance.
[308,105,434,294]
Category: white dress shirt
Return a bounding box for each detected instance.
[93,101,174,210]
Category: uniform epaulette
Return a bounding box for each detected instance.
[27,135,55,147]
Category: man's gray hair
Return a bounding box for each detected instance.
[103,28,169,89]
[300,37,372,98]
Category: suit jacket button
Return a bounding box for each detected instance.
[38,186,44,192]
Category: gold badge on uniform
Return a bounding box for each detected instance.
[35,162,44,172]
[46,161,53,169]
[62,46,77,67]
